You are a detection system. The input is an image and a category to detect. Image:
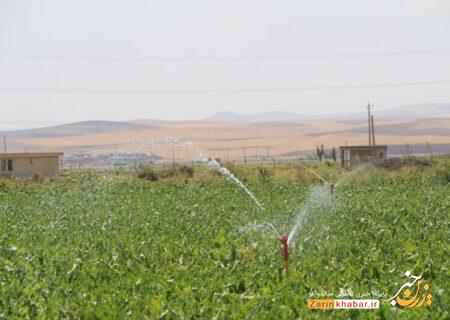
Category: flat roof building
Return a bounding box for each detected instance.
[340,146,387,167]
[0,152,63,178]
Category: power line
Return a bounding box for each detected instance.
[0,80,449,95]
[1,49,449,63]
[0,14,405,24]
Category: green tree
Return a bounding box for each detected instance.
[331,147,337,162]
[316,144,325,162]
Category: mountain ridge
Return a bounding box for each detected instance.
[206,103,450,122]
[0,120,157,139]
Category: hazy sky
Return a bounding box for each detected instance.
[1,0,450,128]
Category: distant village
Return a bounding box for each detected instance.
[61,152,164,168]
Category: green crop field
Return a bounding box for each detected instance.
[0,160,448,319]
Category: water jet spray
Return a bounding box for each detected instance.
[203,155,264,210]
[296,162,328,184]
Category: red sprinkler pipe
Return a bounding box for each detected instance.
[279,234,289,276]
[328,183,335,194]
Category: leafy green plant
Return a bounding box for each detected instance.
[31,173,43,183]
[0,178,6,191]
[401,143,416,165]
[0,162,448,319]
[434,158,450,183]
[257,167,271,183]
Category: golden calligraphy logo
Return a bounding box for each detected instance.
[387,271,432,308]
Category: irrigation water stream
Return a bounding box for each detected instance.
[287,164,368,244]
[209,158,264,210]
[197,148,366,275]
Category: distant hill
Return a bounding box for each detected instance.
[376,103,450,117]
[1,120,157,139]
[206,111,303,122]
[306,118,450,137]
[207,103,450,122]
[2,103,449,156]
[2,115,449,156]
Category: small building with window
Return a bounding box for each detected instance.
[0,152,63,178]
[340,146,387,167]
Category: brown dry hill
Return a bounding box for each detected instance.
[2,116,449,160]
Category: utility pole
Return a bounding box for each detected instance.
[266,147,270,161]
[366,102,372,146]
[3,136,6,153]
[371,115,376,146]
[242,147,247,165]
[255,147,258,162]
[172,143,175,170]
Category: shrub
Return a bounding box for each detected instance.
[295,167,319,184]
[179,165,195,178]
[136,167,159,181]
[32,173,43,183]
[435,160,450,183]
[159,168,176,178]
[0,178,6,191]
[257,167,271,183]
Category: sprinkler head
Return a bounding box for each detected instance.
[279,234,288,245]
[279,234,290,276]
[328,183,335,193]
